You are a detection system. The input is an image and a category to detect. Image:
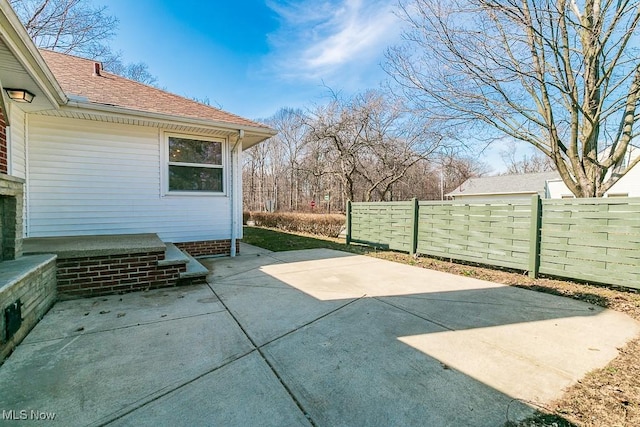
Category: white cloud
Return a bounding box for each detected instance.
[264,0,400,81]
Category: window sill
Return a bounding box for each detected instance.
[163,191,227,198]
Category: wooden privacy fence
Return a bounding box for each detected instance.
[346,196,640,289]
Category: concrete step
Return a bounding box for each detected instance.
[179,249,210,280]
[161,243,209,280]
[157,243,189,268]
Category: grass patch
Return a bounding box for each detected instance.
[242,226,640,427]
[243,226,370,254]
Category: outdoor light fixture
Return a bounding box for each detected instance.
[5,88,35,103]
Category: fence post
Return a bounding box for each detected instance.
[346,200,352,245]
[410,198,419,255]
[528,194,542,278]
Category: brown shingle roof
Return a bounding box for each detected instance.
[39,49,270,130]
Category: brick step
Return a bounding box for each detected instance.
[20,234,210,298]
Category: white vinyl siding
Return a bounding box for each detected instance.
[605,148,640,197]
[26,115,231,241]
[9,105,26,179]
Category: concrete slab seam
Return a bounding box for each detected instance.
[206,257,285,281]
[86,349,258,427]
[258,296,367,349]
[207,282,342,427]
[374,297,455,332]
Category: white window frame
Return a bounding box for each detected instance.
[162,132,227,197]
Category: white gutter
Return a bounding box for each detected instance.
[62,100,275,146]
[230,129,244,257]
[449,190,537,198]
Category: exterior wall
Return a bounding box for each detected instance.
[176,239,240,257]
[606,148,640,197]
[0,255,57,362]
[26,115,232,242]
[8,105,26,179]
[545,179,574,199]
[546,161,640,198]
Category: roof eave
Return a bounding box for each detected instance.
[0,1,67,106]
[447,190,539,197]
[63,99,276,148]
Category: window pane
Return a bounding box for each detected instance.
[169,165,223,192]
[169,137,222,165]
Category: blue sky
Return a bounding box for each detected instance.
[93,0,531,172]
[98,0,400,120]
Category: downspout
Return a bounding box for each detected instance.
[230,129,244,257]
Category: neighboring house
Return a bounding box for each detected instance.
[546,145,640,198]
[0,1,275,256]
[446,171,560,202]
[448,147,640,201]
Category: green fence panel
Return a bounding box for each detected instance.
[416,200,532,270]
[350,201,413,251]
[539,197,640,289]
[349,197,640,289]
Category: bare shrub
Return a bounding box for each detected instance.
[248,212,345,237]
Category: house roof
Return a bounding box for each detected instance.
[0,0,275,150]
[446,171,560,197]
[39,49,272,133]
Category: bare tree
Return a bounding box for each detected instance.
[387,0,640,197]
[306,89,446,202]
[243,136,272,211]
[500,141,556,174]
[242,94,481,211]
[265,108,309,210]
[11,0,157,85]
[106,60,158,86]
[305,94,362,202]
[356,92,443,201]
[11,0,117,56]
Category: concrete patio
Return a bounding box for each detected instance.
[1,244,638,426]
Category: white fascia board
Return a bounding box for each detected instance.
[62,100,276,148]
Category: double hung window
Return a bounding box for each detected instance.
[167,136,224,193]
